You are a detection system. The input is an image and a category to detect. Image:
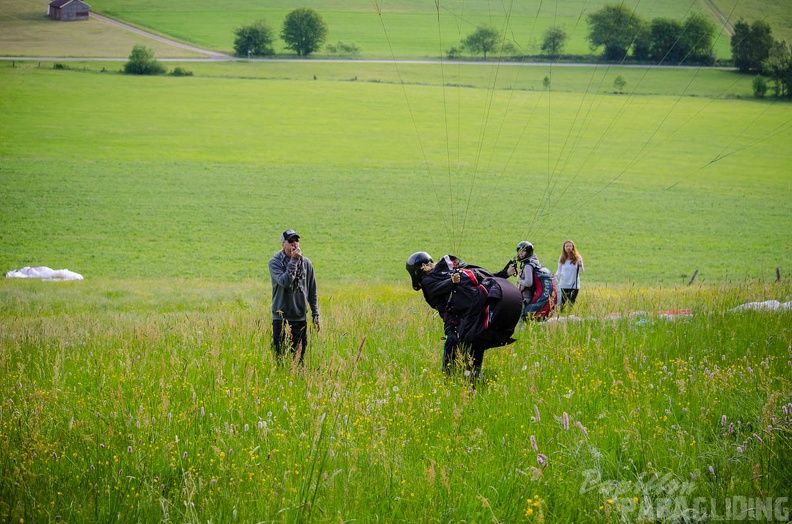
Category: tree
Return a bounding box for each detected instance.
[762,40,792,98]
[632,21,652,61]
[281,8,328,57]
[462,25,500,59]
[649,17,684,63]
[752,75,768,98]
[587,4,645,61]
[233,20,274,57]
[680,13,716,64]
[613,74,627,93]
[123,45,165,75]
[541,26,568,57]
[731,19,774,73]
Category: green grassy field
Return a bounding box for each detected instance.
[9,0,785,60]
[1,279,791,522]
[86,0,740,59]
[1,61,790,283]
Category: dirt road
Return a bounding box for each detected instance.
[90,12,232,59]
[701,0,735,37]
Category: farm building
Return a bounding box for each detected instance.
[47,0,90,21]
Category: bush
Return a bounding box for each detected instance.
[752,75,768,98]
[233,20,275,58]
[123,45,165,75]
[326,41,360,57]
[170,67,193,77]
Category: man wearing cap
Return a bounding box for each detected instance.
[268,229,320,364]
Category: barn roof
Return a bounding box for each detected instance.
[49,0,90,8]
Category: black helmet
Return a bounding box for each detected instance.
[516,241,533,261]
[406,252,433,290]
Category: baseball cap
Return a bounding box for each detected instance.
[280,229,300,243]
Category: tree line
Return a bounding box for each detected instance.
[122,3,792,98]
[233,8,328,58]
[457,4,716,65]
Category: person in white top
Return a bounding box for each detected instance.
[556,240,583,310]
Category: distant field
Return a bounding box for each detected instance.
[714,0,792,42]
[0,0,204,58]
[87,0,737,58]
[1,61,790,284]
[4,0,769,59]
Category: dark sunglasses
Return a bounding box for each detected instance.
[287,238,300,243]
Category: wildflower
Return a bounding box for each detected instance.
[183,452,188,460]
[721,415,727,426]
[576,421,588,437]
[709,466,715,474]
[753,433,764,444]
[530,435,538,451]
[562,412,569,431]
[127,446,132,453]
[534,405,541,422]
[537,454,548,467]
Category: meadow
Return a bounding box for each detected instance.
[1,1,792,522]
[82,0,739,59]
[1,59,790,283]
[1,279,791,522]
[80,0,792,59]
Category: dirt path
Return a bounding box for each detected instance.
[90,12,232,59]
[701,0,735,37]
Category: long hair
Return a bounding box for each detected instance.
[559,240,581,265]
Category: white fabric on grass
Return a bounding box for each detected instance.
[6,266,83,281]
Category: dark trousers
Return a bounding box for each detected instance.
[272,319,308,364]
[560,288,579,309]
[441,328,486,377]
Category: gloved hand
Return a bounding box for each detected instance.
[451,271,461,284]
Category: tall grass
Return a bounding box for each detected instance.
[1,279,790,522]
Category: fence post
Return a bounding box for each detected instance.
[687,270,698,286]
[777,268,781,282]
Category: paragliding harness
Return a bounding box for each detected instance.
[520,259,559,321]
[441,256,521,348]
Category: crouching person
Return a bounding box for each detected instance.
[406,252,522,378]
[497,241,558,321]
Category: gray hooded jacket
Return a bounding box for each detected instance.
[268,250,319,322]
